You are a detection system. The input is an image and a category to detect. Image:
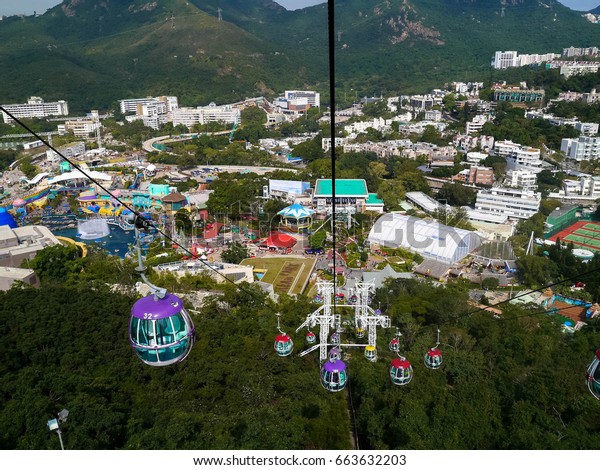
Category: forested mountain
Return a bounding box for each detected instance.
[0,0,597,110]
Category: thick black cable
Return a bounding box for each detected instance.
[328,0,337,316]
[1,106,278,311]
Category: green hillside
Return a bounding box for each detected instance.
[331,0,600,94]
[0,0,598,111]
[0,0,314,111]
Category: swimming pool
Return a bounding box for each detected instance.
[52,225,136,258]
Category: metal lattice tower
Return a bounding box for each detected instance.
[298,280,390,362]
[297,281,336,362]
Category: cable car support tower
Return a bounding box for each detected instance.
[296,281,390,363]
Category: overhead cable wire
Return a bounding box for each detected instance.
[328,0,337,316]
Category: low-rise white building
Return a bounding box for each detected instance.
[1,96,69,124]
[172,103,241,129]
[466,151,488,165]
[321,137,349,152]
[466,115,488,135]
[475,187,541,220]
[505,170,538,190]
[506,146,543,173]
[561,136,600,161]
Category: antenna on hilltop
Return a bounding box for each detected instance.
[217,8,222,22]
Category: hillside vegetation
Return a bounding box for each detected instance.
[0,0,598,110]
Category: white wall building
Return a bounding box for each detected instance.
[475,187,541,220]
[466,115,488,135]
[60,118,101,138]
[172,103,241,129]
[424,110,442,121]
[493,51,518,69]
[1,97,69,124]
[561,136,600,161]
[550,175,600,202]
[575,122,599,136]
[558,62,600,78]
[119,96,178,114]
[505,170,538,190]
[494,140,521,158]
[284,90,320,108]
[321,137,349,152]
[506,146,543,173]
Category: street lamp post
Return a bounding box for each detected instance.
[47,408,69,450]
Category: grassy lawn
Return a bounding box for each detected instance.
[241,257,316,295]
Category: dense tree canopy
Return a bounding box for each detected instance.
[2,248,600,450]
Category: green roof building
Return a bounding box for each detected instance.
[313,179,383,214]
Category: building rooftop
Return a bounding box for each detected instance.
[366,193,383,205]
[314,179,368,197]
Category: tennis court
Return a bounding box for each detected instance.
[549,220,600,253]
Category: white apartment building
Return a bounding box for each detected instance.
[284,90,320,108]
[1,97,69,124]
[567,176,600,198]
[505,170,538,190]
[494,140,521,157]
[119,96,178,114]
[506,146,543,173]
[562,46,599,58]
[516,53,560,67]
[466,115,488,135]
[408,94,442,110]
[46,142,85,163]
[321,137,349,152]
[475,187,541,220]
[561,136,600,162]
[551,175,600,201]
[344,117,395,136]
[493,51,518,69]
[454,135,495,153]
[557,62,600,78]
[424,110,442,121]
[60,118,101,138]
[575,122,599,136]
[172,103,241,129]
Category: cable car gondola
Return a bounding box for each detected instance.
[129,215,195,366]
[329,347,342,361]
[321,359,348,392]
[130,293,195,366]
[390,356,413,386]
[424,328,443,370]
[587,349,600,399]
[274,313,294,357]
[389,328,400,352]
[330,331,341,345]
[364,345,377,362]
